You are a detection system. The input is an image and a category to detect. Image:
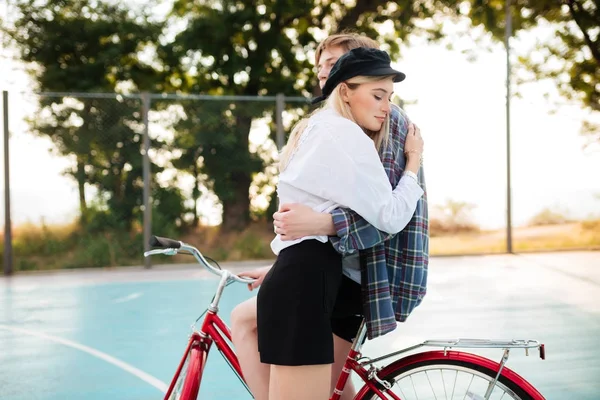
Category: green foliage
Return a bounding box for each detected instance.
[5,0,187,232]
[231,231,273,259]
[12,223,76,256]
[151,185,189,237]
[7,0,162,92]
[167,100,265,230]
[456,0,599,137]
[160,0,445,230]
[4,0,449,234]
[17,259,39,271]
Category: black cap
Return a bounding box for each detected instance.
[312,47,406,104]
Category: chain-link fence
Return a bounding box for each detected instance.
[0,91,309,273]
[1,90,599,274]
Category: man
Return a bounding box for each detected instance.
[231,33,429,400]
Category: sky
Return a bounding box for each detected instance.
[0,10,599,230]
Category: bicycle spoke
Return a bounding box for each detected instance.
[463,375,475,400]
[440,369,447,400]
[451,370,458,400]
[399,386,408,400]
[410,375,420,400]
[424,370,438,400]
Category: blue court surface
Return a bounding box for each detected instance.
[1,251,599,400]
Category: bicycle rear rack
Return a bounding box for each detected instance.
[361,338,545,367]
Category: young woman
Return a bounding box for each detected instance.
[255,47,424,400]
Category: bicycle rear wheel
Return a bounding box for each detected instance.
[166,343,205,400]
[356,351,544,400]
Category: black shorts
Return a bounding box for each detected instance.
[331,275,364,343]
[257,240,342,366]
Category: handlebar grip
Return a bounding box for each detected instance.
[149,235,182,249]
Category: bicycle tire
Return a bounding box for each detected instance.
[356,350,544,400]
[166,343,205,400]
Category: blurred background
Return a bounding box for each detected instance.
[1,0,599,273]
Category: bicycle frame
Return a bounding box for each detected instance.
[164,313,250,398]
[332,346,399,400]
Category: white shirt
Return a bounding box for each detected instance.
[270,108,424,268]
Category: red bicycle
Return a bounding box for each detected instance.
[145,236,547,400]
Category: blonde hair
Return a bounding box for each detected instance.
[279,75,394,171]
[315,33,380,67]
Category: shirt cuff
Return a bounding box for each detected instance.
[403,170,419,183]
[395,173,425,203]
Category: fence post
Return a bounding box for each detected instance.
[142,92,152,268]
[3,91,13,276]
[275,93,285,151]
[505,0,513,253]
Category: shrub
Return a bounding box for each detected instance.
[529,208,570,226]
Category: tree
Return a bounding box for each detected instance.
[168,100,264,227]
[160,0,444,230]
[456,0,599,141]
[5,0,183,230]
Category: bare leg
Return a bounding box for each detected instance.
[230,297,270,400]
[270,364,332,400]
[331,334,356,400]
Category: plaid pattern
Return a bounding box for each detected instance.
[329,105,429,340]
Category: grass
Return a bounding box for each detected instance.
[2,219,599,272]
[1,222,146,271]
[431,220,600,255]
[175,223,275,262]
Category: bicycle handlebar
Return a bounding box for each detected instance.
[144,235,257,285]
[149,235,182,249]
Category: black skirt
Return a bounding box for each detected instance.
[257,239,342,366]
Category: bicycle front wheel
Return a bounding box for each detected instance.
[356,350,544,400]
[166,343,205,400]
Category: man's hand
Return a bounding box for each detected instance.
[239,265,272,291]
[273,203,336,240]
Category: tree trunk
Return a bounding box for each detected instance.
[221,171,252,231]
[192,148,202,227]
[193,169,200,227]
[76,158,87,224]
[221,114,253,231]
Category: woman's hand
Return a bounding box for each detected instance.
[239,265,272,291]
[273,203,336,240]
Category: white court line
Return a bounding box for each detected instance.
[0,324,168,393]
[114,292,143,303]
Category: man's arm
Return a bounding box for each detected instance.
[328,207,395,254]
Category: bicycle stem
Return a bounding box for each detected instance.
[208,270,232,313]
